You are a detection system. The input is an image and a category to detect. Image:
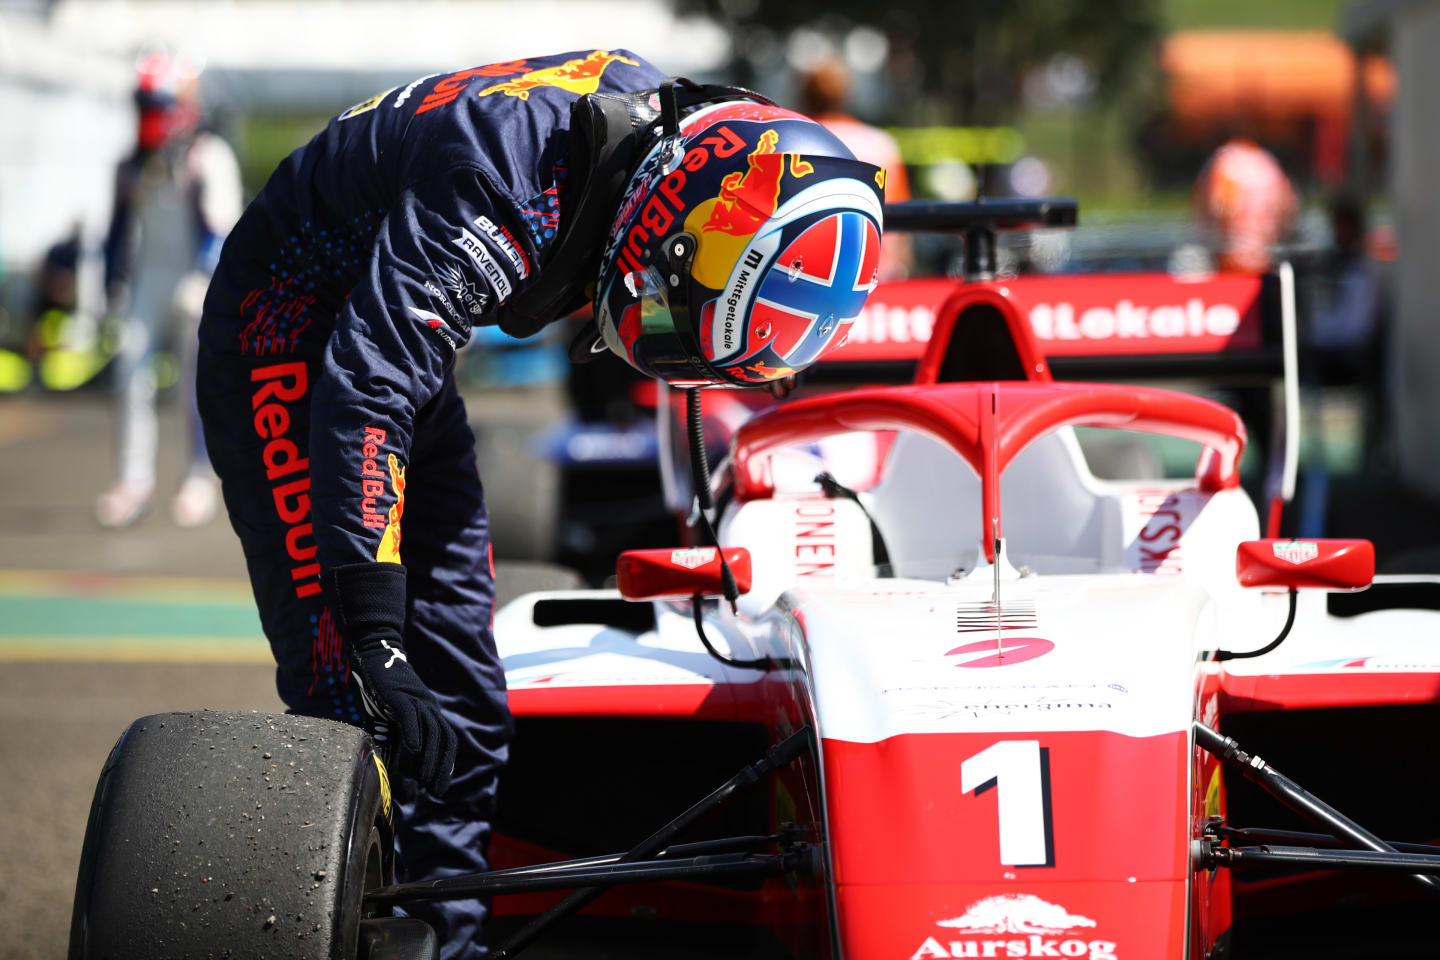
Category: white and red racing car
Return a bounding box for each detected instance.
[70,201,1440,960]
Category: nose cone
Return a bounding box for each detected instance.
[798,580,1201,959]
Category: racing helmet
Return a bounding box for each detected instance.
[134,51,199,152]
[595,85,885,387]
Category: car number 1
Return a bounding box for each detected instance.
[961,739,1056,868]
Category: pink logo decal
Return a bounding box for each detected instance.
[947,637,1055,669]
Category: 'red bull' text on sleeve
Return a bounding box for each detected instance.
[306,168,533,578]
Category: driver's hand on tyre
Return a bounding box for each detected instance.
[324,563,457,796]
[351,639,458,796]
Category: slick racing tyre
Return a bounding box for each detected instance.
[69,710,428,959]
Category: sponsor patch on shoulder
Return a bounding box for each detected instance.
[453,228,514,300]
[338,88,395,121]
[408,305,458,349]
[436,263,487,326]
[472,215,531,279]
[393,73,439,110]
[423,279,473,337]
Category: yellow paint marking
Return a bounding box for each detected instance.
[374,754,394,825]
[0,639,272,664]
[0,569,254,602]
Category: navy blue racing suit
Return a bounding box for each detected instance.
[196,50,664,957]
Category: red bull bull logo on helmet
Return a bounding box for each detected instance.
[605,123,752,279]
[704,131,784,234]
[685,129,785,289]
[477,50,639,101]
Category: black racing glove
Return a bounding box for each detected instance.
[323,562,457,796]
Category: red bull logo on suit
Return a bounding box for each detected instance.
[249,362,320,600]
[477,51,639,100]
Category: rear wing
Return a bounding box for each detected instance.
[830,271,1284,375]
[822,199,1286,381]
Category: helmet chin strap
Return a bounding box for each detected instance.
[566,324,609,364]
[657,77,776,142]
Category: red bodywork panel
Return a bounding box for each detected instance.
[1235,538,1375,590]
[616,547,753,600]
[1220,672,1440,713]
[912,283,1054,384]
[823,731,1190,960]
[508,681,734,719]
[824,732,1189,884]
[492,673,831,958]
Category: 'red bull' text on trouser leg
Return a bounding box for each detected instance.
[196,338,511,960]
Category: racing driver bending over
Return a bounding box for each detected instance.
[197,48,885,956]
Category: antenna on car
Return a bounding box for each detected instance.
[991,389,1002,662]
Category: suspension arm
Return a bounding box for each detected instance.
[365,851,807,905]
[1195,722,1440,897]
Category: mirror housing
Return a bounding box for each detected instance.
[616,547,753,601]
[1235,539,1374,590]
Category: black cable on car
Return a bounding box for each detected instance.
[814,471,892,575]
[1213,589,1298,661]
[685,387,780,672]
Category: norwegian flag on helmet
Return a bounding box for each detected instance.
[740,211,879,368]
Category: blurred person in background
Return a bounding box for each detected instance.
[799,56,912,280]
[97,50,242,528]
[1193,136,1297,274]
[28,224,83,364]
[1307,192,1389,451]
[196,48,882,957]
[1309,193,1384,362]
[33,225,82,323]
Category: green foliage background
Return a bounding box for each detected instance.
[225,0,1353,210]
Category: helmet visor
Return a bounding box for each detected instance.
[600,264,675,356]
